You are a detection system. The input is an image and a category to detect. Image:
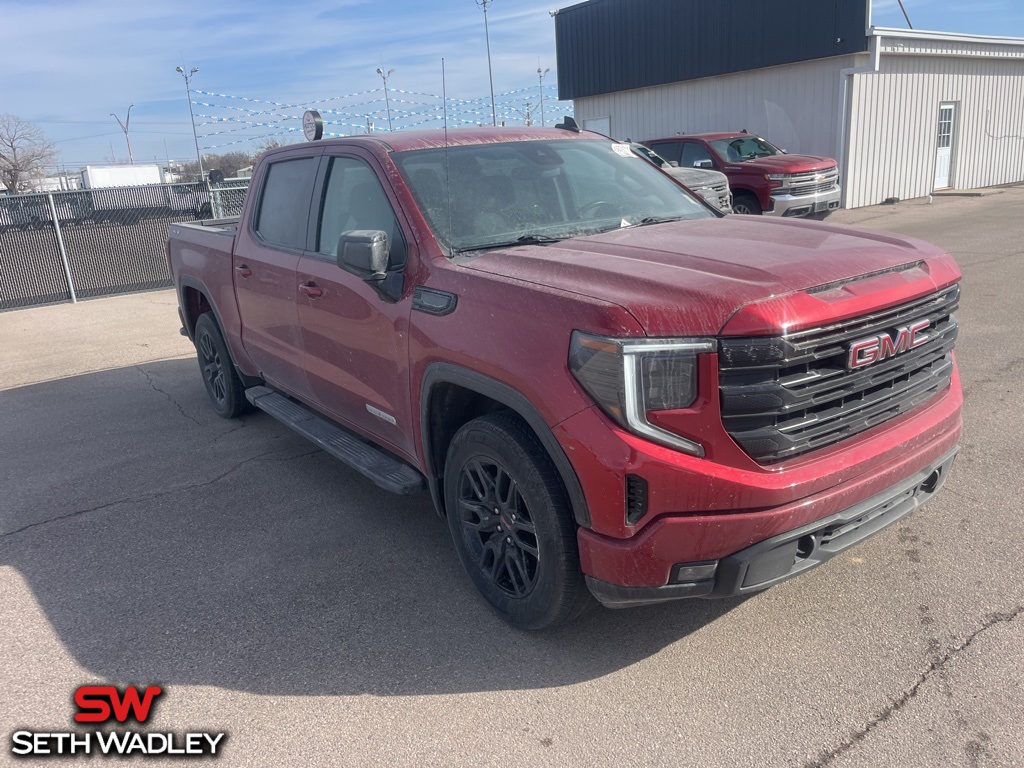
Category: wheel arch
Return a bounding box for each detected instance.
[178,276,214,341]
[178,276,261,387]
[420,363,591,529]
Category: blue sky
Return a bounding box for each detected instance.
[4,0,1023,171]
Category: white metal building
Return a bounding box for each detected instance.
[555,0,1024,208]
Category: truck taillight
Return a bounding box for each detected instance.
[569,331,714,457]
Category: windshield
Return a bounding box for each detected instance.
[392,139,712,253]
[709,135,782,162]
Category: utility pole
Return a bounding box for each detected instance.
[110,105,134,164]
[175,65,204,178]
[537,66,550,127]
[476,0,497,126]
[376,67,395,131]
[520,100,533,126]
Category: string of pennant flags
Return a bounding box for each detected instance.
[192,85,574,151]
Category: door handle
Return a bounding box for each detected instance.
[298,282,324,299]
[235,265,252,278]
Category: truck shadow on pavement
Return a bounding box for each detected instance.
[0,358,747,696]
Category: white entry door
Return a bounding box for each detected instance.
[934,103,955,189]
[582,116,611,136]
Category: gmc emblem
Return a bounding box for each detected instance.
[847,319,930,369]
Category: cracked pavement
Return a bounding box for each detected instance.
[1,189,1023,767]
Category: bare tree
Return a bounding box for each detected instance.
[252,137,286,155]
[0,114,56,194]
[207,151,254,178]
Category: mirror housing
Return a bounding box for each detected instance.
[694,160,714,169]
[336,230,403,303]
[667,160,679,167]
[337,230,389,278]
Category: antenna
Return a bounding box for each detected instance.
[442,58,453,255]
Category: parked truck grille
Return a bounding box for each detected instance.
[717,284,959,464]
[778,167,839,196]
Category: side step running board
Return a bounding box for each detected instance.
[245,386,425,495]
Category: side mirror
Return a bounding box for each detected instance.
[694,160,714,169]
[336,229,404,303]
[667,160,679,167]
[780,149,789,154]
[337,230,390,278]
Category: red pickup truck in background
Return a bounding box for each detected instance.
[645,132,841,219]
[167,125,961,629]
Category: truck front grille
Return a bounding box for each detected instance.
[717,284,959,464]
[779,167,839,196]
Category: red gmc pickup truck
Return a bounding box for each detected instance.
[167,125,961,629]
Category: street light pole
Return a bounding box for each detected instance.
[476,0,497,127]
[537,67,549,127]
[110,104,135,164]
[175,65,204,178]
[376,67,395,132]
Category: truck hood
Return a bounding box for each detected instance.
[725,155,836,174]
[665,167,729,187]
[461,216,952,337]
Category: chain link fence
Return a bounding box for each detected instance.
[0,181,250,310]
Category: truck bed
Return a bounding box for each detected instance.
[173,217,239,235]
[167,217,245,363]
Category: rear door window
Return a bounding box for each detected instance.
[648,142,681,164]
[253,157,318,250]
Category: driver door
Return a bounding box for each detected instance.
[295,151,417,461]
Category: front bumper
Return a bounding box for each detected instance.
[695,186,733,213]
[586,447,957,607]
[556,360,962,605]
[767,185,842,217]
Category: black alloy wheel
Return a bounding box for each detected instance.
[194,312,249,419]
[456,457,540,599]
[199,328,227,405]
[444,412,591,629]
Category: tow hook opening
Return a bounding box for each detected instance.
[920,468,942,495]
[796,533,818,560]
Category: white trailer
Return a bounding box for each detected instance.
[80,164,164,189]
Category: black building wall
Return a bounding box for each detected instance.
[555,0,870,100]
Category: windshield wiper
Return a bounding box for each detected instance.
[455,234,565,253]
[625,215,686,229]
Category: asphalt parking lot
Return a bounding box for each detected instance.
[1,189,1022,767]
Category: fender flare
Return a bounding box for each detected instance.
[178,276,257,382]
[420,363,591,529]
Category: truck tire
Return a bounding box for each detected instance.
[194,312,250,419]
[444,412,591,630]
[732,192,762,215]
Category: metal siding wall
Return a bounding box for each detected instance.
[847,54,1024,208]
[554,0,868,100]
[574,56,857,162]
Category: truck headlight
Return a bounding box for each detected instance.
[569,331,715,456]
